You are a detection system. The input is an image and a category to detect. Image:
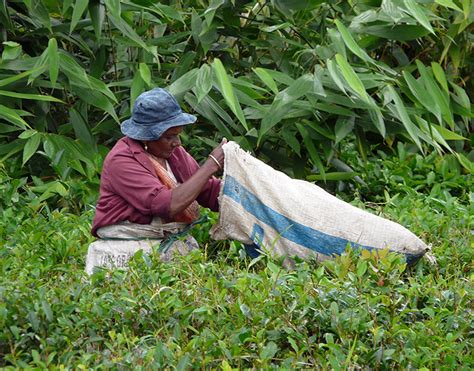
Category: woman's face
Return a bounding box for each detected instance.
[146,126,183,159]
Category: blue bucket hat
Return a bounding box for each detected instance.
[121,88,197,141]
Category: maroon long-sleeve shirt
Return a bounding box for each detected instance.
[91,137,221,236]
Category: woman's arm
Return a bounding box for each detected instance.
[169,139,226,217]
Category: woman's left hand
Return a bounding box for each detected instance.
[208,138,227,172]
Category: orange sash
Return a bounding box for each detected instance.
[147,154,200,223]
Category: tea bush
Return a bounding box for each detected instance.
[1,153,472,369]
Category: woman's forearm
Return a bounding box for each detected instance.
[168,159,219,217]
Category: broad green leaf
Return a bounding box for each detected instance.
[261,22,291,32]
[258,69,294,86]
[364,25,430,41]
[59,52,91,89]
[313,66,326,97]
[198,94,241,133]
[328,28,347,59]
[335,115,355,144]
[327,59,346,94]
[450,83,471,111]
[89,78,117,103]
[70,108,95,147]
[296,123,325,177]
[130,73,145,108]
[89,0,104,40]
[253,67,279,95]
[212,58,248,130]
[22,133,41,165]
[24,0,52,32]
[0,104,31,129]
[153,3,184,22]
[185,94,235,139]
[306,119,335,140]
[70,0,89,33]
[0,123,21,134]
[139,63,152,87]
[260,341,278,361]
[0,90,63,102]
[195,64,212,103]
[335,54,370,104]
[416,60,454,128]
[28,49,49,84]
[455,152,474,172]
[461,0,470,18]
[403,71,440,120]
[435,0,463,12]
[0,0,12,30]
[36,181,69,202]
[104,0,120,18]
[431,62,449,93]
[433,124,467,140]
[108,14,148,50]
[369,107,386,138]
[415,116,452,152]
[0,68,43,87]
[386,86,422,151]
[334,19,373,64]
[282,128,301,156]
[72,85,119,122]
[403,0,435,34]
[167,68,199,98]
[62,0,74,14]
[259,74,313,143]
[315,102,354,117]
[18,129,37,139]
[203,0,225,24]
[48,38,59,88]
[2,41,22,60]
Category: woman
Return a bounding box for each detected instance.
[91,88,225,250]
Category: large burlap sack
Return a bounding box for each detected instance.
[211,142,429,264]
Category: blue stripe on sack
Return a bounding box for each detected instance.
[223,175,423,263]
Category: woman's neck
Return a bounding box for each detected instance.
[147,152,167,167]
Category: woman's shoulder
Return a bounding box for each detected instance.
[106,137,140,159]
[102,137,143,171]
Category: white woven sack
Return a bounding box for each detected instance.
[85,240,155,275]
[211,142,429,264]
[85,238,197,275]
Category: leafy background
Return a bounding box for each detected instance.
[0,0,472,368]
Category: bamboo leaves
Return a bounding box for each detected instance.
[259,74,313,144]
[334,54,371,105]
[334,19,373,64]
[0,0,470,181]
[386,85,423,151]
[48,39,59,88]
[70,0,89,33]
[212,59,248,131]
[20,131,41,165]
[403,0,435,35]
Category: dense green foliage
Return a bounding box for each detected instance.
[0,0,472,185]
[1,150,472,368]
[0,0,473,368]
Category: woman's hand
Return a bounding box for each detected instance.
[207,138,227,173]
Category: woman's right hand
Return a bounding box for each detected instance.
[207,138,227,173]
